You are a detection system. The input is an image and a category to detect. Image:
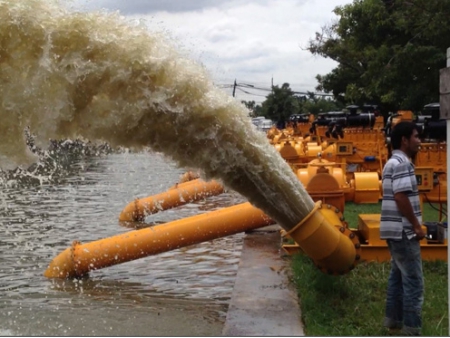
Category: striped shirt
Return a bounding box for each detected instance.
[380,150,422,240]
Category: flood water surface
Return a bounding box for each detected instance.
[0,152,246,336]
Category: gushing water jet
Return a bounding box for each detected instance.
[0,1,361,277]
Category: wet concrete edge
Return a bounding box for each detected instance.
[222,225,305,336]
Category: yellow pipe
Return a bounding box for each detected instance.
[45,202,274,278]
[177,171,200,184]
[286,201,360,275]
[167,176,205,190]
[46,198,360,278]
[119,179,224,222]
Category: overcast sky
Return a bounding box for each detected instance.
[66,0,353,103]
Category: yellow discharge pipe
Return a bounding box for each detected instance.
[45,199,360,278]
[285,201,361,275]
[119,179,224,222]
[45,202,274,279]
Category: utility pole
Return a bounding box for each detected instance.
[442,46,450,334]
[232,79,237,97]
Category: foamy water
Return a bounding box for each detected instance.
[0,0,313,230]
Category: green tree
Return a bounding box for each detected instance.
[261,83,301,122]
[302,92,344,115]
[308,0,450,113]
[240,100,262,117]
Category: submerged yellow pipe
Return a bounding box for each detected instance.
[176,171,200,184]
[45,198,360,278]
[119,178,224,222]
[45,202,274,278]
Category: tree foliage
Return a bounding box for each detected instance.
[242,84,343,121]
[308,0,450,113]
[301,92,345,115]
[260,83,301,122]
[240,100,262,117]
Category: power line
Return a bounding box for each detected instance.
[236,87,268,97]
[214,80,335,104]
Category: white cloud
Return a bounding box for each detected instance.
[67,0,352,102]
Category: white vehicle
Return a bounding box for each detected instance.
[251,116,265,127]
[250,117,273,132]
[258,119,274,132]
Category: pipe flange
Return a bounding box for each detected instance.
[341,225,362,263]
[70,240,83,277]
[71,240,90,278]
[315,225,362,276]
[133,199,145,222]
[284,200,322,238]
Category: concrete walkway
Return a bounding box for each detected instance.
[222,225,305,336]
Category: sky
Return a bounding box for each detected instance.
[66,0,353,104]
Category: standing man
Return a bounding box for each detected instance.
[380,121,425,336]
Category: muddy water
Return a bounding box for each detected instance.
[0,0,314,231]
[0,152,247,336]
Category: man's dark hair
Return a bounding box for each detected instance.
[390,121,418,150]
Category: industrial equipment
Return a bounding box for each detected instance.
[45,101,449,280]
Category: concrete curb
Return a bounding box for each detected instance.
[222,226,305,336]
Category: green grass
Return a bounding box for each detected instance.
[290,202,449,336]
[344,201,447,228]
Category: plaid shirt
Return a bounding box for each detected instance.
[380,150,422,240]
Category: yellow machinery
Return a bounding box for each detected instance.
[275,105,448,262]
[320,139,386,183]
[271,108,425,183]
[352,215,447,262]
[44,104,448,279]
[415,143,447,219]
[294,157,380,205]
[44,161,447,279]
[353,179,448,262]
[271,108,388,191]
[290,113,315,136]
[282,165,448,262]
[268,113,315,141]
[272,129,387,178]
[272,107,448,209]
[385,105,447,209]
[273,139,322,164]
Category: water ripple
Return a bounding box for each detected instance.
[0,152,246,335]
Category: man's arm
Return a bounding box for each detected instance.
[394,192,425,239]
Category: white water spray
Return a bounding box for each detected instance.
[0,0,314,230]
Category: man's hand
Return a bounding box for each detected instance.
[413,225,426,240]
[394,192,425,240]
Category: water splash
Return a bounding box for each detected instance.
[0,0,314,230]
[0,128,112,187]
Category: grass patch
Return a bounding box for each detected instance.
[290,202,448,336]
[344,201,446,228]
[292,255,448,336]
